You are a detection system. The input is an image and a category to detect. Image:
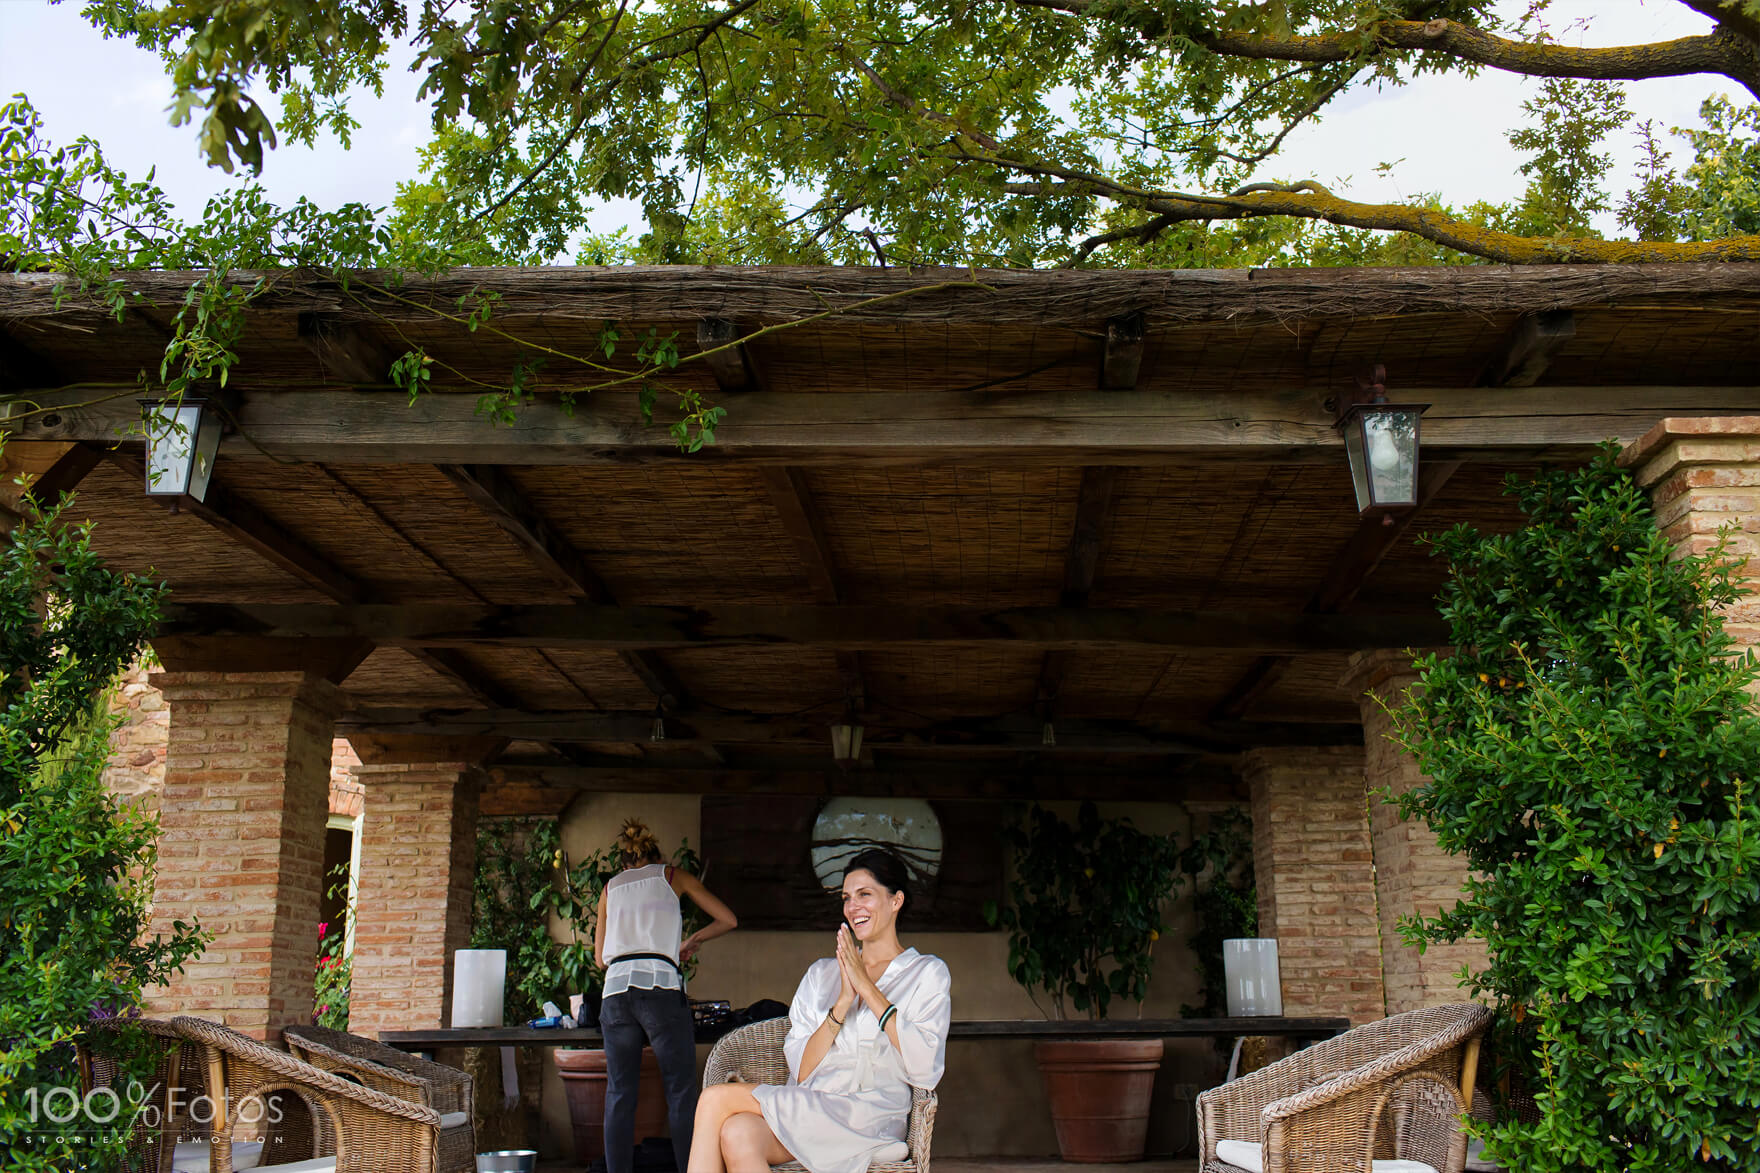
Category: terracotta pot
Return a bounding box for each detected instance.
[1033,1038,1165,1162]
[555,1048,669,1163]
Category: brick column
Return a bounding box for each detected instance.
[347,756,486,1038]
[1343,650,1486,1015]
[1239,747,1384,1025]
[145,672,345,1039]
[1622,417,1760,703]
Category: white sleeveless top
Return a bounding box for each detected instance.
[602,863,684,996]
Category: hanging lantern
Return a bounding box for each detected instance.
[1337,398,1427,518]
[830,723,864,763]
[141,396,222,502]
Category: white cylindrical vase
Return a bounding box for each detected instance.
[1223,938,1283,1017]
[452,948,507,1028]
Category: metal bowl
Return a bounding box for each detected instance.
[475,1151,539,1173]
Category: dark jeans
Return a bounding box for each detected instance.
[599,987,698,1173]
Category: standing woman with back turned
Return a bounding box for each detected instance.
[595,819,740,1173]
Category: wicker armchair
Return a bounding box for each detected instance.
[171,1016,446,1173]
[282,1024,474,1173]
[1196,1003,1491,1173]
[79,1017,209,1173]
[703,1017,937,1173]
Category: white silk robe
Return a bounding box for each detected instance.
[752,949,951,1173]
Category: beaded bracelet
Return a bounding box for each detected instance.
[877,1004,898,1032]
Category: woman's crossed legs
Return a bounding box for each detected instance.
[687,1083,797,1173]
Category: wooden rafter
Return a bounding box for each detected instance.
[16,385,1757,466]
[485,762,1248,802]
[759,465,864,710]
[1101,312,1145,390]
[1212,460,1463,720]
[21,442,102,513]
[1036,466,1118,725]
[344,705,1362,752]
[160,600,1449,652]
[1476,311,1576,388]
[297,314,397,385]
[98,449,522,709]
[697,318,755,393]
[437,463,690,711]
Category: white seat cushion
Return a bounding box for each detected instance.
[173,1139,263,1171]
[1217,1139,1438,1173]
[870,1141,910,1165]
[438,1111,470,1129]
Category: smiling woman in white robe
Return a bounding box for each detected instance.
[688,849,951,1173]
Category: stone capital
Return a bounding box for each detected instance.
[150,670,349,719]
[1339,647,1440,704]
[1618,416,1760,489]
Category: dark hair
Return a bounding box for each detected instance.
[842,849,911,915]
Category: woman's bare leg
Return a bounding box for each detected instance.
[719,1113,793,1173]
[686,1083,795,1173]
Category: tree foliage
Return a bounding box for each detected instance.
[66,0,1760,266]
[0,494,206,1172]
[985,802,1183,1020]
[1392,448,1760,1172]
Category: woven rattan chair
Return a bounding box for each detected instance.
[1196,1003,1491,1173]
[172,1016,446,1173]
[282,1024,474,1173]
[79,1016,209,1173]
[703,1017,936,1173]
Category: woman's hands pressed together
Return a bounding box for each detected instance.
[837,924,891,1020]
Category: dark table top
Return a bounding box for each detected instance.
[380,1016,1349,1050]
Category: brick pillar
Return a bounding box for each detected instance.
[1622,416,1760,704]
[347,758,485,1038]
[145,672,345,1039]
[1343,650,1487,1015]
[1239,747,1384,1025]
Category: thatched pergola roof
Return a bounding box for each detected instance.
[4,263,1757,809]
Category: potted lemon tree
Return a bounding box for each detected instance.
[985,802,1184,1162]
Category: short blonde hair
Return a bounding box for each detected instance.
[615,819,663,868]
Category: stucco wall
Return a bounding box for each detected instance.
[539,792,1228,1160]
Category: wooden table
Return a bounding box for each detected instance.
[381,1017,1349,1051]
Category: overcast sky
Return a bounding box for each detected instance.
[0,0,1738,246]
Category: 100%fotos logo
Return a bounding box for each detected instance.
[22,1083,287,1129]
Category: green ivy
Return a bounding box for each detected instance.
[985,802,1183,1020]
[0,494,206,1172]
[1392,445,1760,1172]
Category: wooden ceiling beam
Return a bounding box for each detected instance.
[1037,466,1118,724]
[99,449,519,708]
[1476,310,1576,388]
[297,313,397,385]
[760,465,864,711]
[16,385,1753,466]
[18,441,102,513]
[436,462,690,710]
[338,705,1362,751]
[1212,459,1463,720]
[485,761,1249,803]
[697,319,756,393]
[1101,312,1145,390]
[158,600,1450,653]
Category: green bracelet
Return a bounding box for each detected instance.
[877,1004,898,1031]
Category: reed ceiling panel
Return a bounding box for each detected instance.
[215,462,486,603]
[340,647,477,704]
[861,647,1044,719]
[508,466,811,604]
[659,647,846,713]
[802,466,1077,606]
[537,650,668,710]
[68,461,335,603]
[1252,652,1360,723]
